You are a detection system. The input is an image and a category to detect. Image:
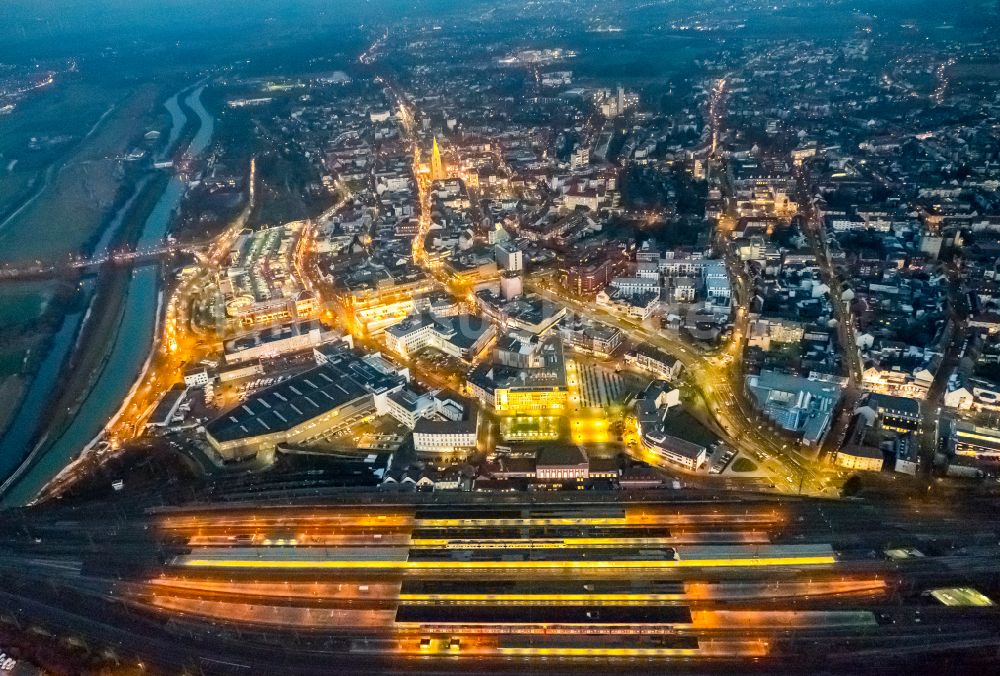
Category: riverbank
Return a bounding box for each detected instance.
[0,173,169,499]
[0,84,215,506]
[0,80,182,482]
[0,284,91,483]
[0,84,164,265]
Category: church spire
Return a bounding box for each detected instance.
[430,136,444,181]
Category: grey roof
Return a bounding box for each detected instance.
[414,418,477,435]
[631,345,679,368]
[387,312,491,352]
[225,319,321,355]
[385,313,434,338]
[207,364,371,443]
[537,445,588,468]
[388,388,431,413]
[433,314,491,350]
[642,432,706,461]
[207,351,404,443]
[864,393,921,416]
[747,370,841,443]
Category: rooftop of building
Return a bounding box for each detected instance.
[432,314,492,349]
[388,387,433,413]
[862,392,921,416]
[537,445,588,468]
[387,312,492,351]
[206,363,372,443]
[150,385,187,426]
[641,431,707,461]
[225,319,323,354]
[488,335,567,390]
[414,417,478,435]
[748,370,842,401]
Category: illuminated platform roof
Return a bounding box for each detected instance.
[929,587,994,607]
[9,493,1000,672]
[399,578,687,596]
[395,604,694,625]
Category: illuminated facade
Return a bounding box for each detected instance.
[952,420,1000,460]
[834,446,884,472]
[471,334,569,414]
[220,223,315,330]
[430,136,445,181]
[354,297,419,335]
[413,417,478,454]
[495,387,568,414]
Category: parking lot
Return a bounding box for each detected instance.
[411,347,468,391]
[708,444,736,475]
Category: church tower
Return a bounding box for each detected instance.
[430,136,444,181]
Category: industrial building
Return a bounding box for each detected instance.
[205,348,407,458]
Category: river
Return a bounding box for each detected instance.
[0,85,214,506]
[0,284,91,482]
[160,90,185,161]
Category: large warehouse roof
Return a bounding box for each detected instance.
[207,363,371,443]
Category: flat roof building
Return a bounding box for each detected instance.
[859,393,921,433]
[413,416,479,456]
[476,290,566,336]
[385,313,495,360]
[747,370,842,447]
[206,349,406,459]
[634,381,704,471]
[835,415,886,473]
[223,319,332,365]
[492,336,568,414]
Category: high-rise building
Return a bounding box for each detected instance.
[500,272,523,300]
[496,241,523,272]
[570,144,590,171]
